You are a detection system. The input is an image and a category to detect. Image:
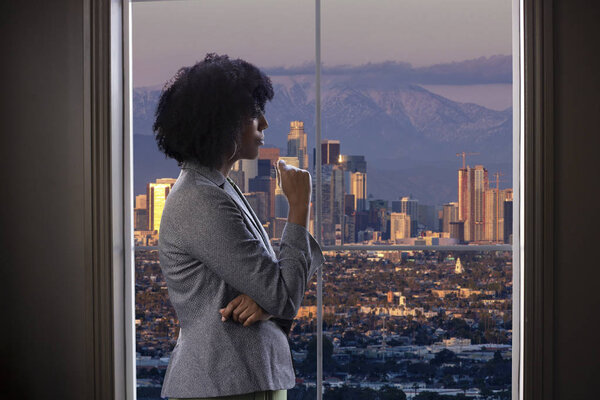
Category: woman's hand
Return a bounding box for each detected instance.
[219,294,272,327]
[275,159,311,210]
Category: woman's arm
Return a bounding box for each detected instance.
[176,184,325,321]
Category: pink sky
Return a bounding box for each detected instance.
[133,0,512,88]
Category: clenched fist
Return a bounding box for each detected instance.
[274,159,311,209]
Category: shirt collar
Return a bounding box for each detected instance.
[180,159,226,188]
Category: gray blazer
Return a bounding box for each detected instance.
[158,159,325,398]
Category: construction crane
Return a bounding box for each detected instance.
[456,152,480,169]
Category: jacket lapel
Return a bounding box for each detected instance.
[222,180,276,259]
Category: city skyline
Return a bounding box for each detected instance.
[134,123,513,247]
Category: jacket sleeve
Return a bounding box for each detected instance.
[179,185,325,320]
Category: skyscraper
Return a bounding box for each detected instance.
[287,121,308,170]
[504,198,513,244]
[350,172,367,212]
[339,155,367,173]
[147,178,176,234]
[318,163,345,245]
[321,139,340,165]
[442,202,459,233]
[418,204,437,231]
[400,196,419,237]
[369,199,388,236]
[458,165,489,242]
[232,158,257,192]
[484,187,513,242]
[249,147,279,221]
[134,194,148,231]
[390,212,411,240]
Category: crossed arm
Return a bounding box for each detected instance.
[219,294,272,327]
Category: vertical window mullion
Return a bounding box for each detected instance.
[315,1,323,400]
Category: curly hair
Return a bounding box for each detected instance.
[153,53,274,169]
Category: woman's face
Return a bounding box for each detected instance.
[238,112,269,159]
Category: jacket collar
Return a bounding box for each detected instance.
[181,159,226,188]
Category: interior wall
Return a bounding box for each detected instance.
[0,0,599,399]
[0,1,91,399]
[552,0,600,398]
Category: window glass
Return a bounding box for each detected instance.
[318,0,514,397]
[132,1,317,399]
[132,1,515,398]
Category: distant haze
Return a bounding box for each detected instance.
[133,0,512,88]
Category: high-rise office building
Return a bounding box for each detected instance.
[344,193,356,215]
[369,199,388,235]
[134,194,148,231]
[390,212,411,240]
[458,165,489,242]
[147,178,176,234]
[134,210,148,231]
[350,172,367,212]
[232,158,257,192]
[442,202,459,233]
[343,212,356,244]
[287,121,308,170]
[135,194,147,209]
[484,187,513,242]
[321,139,340,165]
[339,155,367,212]
[449,221,465,243]
[504,198,513,244]
[247,148,279,221]
[418,204,437,231]
[332,165,344,245]
[339,155,367,174]
[318,163,345,245]
[399,196,419,237]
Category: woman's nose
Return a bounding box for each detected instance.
[260,115,269,130]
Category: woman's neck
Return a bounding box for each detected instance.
[218,158,237,178]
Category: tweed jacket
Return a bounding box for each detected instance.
[158,159,325,398]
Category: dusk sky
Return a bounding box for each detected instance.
[133,0,513,89]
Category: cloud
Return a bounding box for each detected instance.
[262,55,512,85]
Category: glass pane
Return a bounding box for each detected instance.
[320,0,513,247]
[132,1,316,399]
[320,0,514,398]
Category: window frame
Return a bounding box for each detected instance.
[93,0,546,399]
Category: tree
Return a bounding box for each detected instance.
[302,334,337,373]
[430,349,458,366]
[378,384,406,400]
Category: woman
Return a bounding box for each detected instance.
[154,53,325,400]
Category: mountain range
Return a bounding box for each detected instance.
[133,57,513,207]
